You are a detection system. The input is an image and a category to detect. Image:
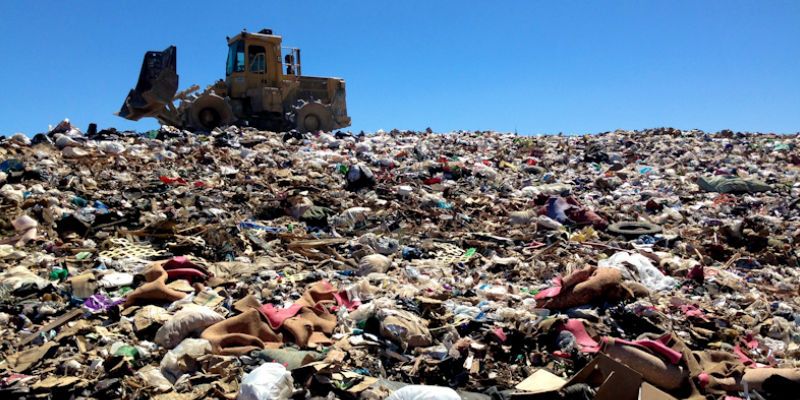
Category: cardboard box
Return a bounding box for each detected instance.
[564,354,677,400]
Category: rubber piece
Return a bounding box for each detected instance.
[608,221,662,236]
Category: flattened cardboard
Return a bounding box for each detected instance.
[640,382,678,400]
[515,369,567,394]
[565,354,677,400]
[594,370,640,400]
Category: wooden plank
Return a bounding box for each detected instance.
[18,308,84,347]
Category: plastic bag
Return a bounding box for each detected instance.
[358,254,391,275]
[386,385,460,400]
[136,365,172,392]
[598,252,677,291]
[237,362,293,400]
[155,304,224,349]
[160,338,211,382]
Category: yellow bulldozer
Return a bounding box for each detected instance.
[118,29,351,132]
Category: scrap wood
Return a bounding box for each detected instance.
[17,308,84,347]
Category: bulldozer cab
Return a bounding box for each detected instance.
[225,30,289,98]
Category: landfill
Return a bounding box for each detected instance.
[0,122,798,399]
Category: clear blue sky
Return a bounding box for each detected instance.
[1,1,798,135]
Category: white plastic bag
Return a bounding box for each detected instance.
[160,338,211,382]
[136,365,172,392]
[386,385,460,400]
[598,252,677,291]
[358,254,391,275]
[155,304,224,349]
[536,215,564,230]
[332,207,372,228]
[238,362,294,400]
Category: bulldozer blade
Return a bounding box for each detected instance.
[118,46,179,121]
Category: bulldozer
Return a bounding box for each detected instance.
[118,29,351,132]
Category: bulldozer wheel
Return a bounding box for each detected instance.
[189,93,234,131]
[295,102,334,133]
[198,108,221,130]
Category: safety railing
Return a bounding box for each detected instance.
[282,47,302,76]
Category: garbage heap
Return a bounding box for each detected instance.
[0,122,798,400]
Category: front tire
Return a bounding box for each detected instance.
[197,107,221,130]
[188,93,234,131]
[294,102,334,133]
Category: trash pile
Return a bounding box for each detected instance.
[0,122,798,399]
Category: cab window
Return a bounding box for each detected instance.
[226,40,245,75]
[248,45,266,73]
